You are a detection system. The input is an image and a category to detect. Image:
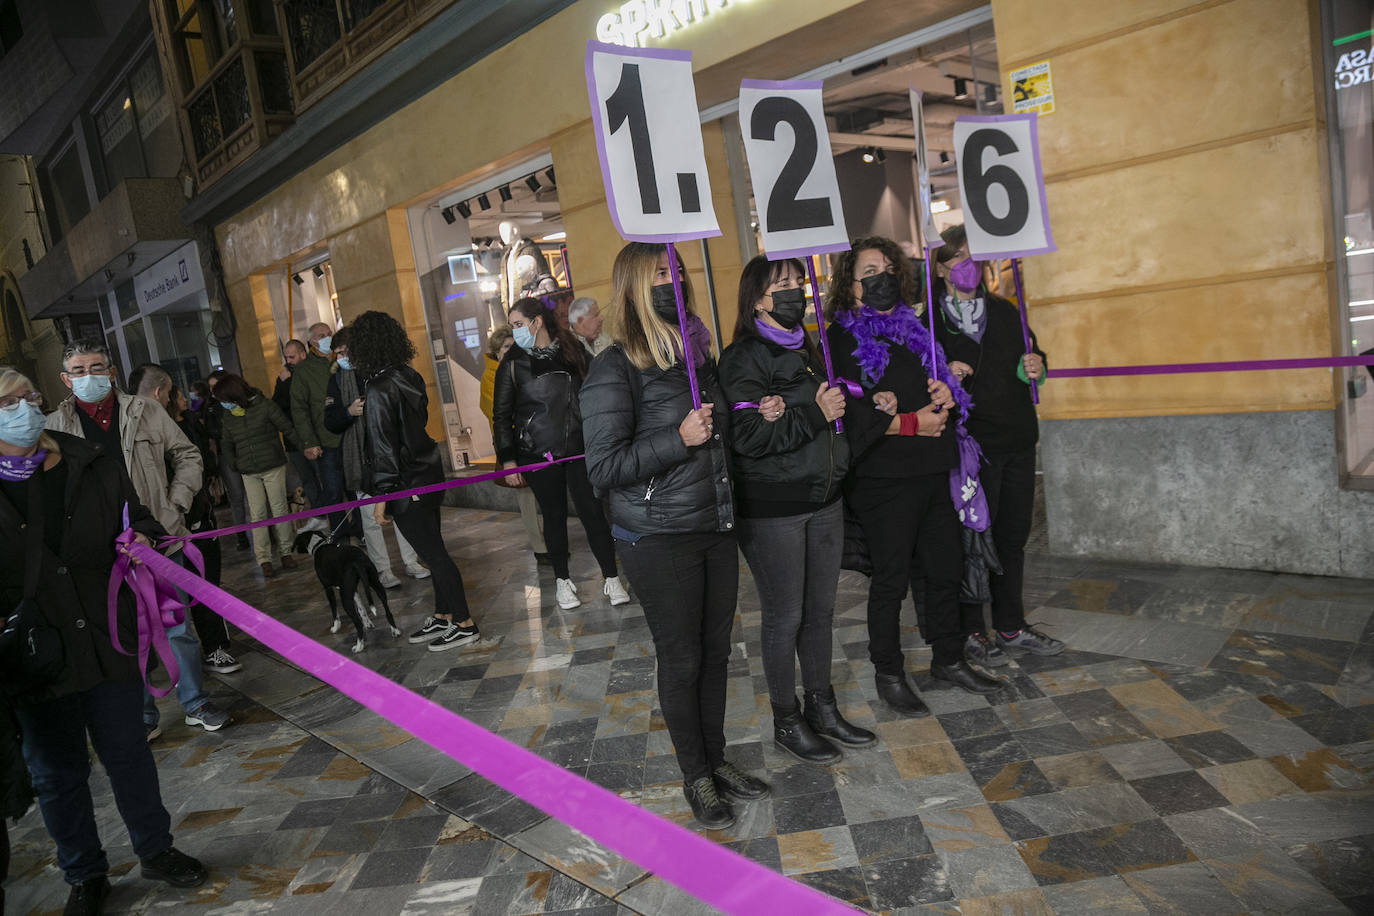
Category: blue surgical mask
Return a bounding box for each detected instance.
[0,401,47,449]
[70,373,112,403]
[219,401,237,412]
[315,335,332,353]
[513,326,536,352]
[336,356,352,371]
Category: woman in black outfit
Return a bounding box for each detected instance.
[825,236,1003,711]
[933,225,1063,665]
[349,311,480,653]
[581,242,768,830]
[718,255,876,764]
[493,297,629,611]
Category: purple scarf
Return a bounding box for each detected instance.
[0,449,47,482]
[836,304,989,532]
[755,318,804,349]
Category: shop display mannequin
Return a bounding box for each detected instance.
[517,253,559,299]
[499,221,551,309]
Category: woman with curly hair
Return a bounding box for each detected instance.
[825,236,1002,710]
[349,311,479,652]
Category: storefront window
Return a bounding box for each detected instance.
[1324,0,1374,483]
[406,158,570,464]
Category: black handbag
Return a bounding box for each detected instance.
[0,470,66,689]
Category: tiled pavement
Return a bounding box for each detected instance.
[5,499,1373,914]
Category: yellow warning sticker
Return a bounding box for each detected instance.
[1010,60,1054,115]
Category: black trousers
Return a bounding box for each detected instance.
[392,495,471,621]
[617,531,737,784]
[846,473,964,671]
[188,537,231,653]
[525,459,618,580]
[961,447,1036,633]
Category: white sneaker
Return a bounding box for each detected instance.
[603,576,631,606]
[555,578,581,610]
[378,571,401,589]
[406,565,432,580]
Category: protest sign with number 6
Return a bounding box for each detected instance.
[738,80,849,260]
[586,41,721,243]
[953,113,1055,259]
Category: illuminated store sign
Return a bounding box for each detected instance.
[596,0,749,48]
[1335,46,1373,89]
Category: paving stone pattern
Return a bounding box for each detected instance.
[5,502,1373,914]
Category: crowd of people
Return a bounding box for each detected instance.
[0,224,1062,911]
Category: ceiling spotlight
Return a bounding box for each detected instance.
[312,264,325,278]
[525,174,541,193]
[545,167,555,186]
[862,147,876,164]
[498,184,513,203]
[441,206,457,224]
[477,193,491,211]
[875,148,886,164]
[456,200,471,220]
[292,273,305,286]
[939,151,950,164]
[983,83,997,104]
[953,77,968,100]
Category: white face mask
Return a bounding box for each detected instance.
[70,373,112,403]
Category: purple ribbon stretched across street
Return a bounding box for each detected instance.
[118,543,858,915]
[1052,355,1374,378]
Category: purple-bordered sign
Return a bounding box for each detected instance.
[738,79,850,261]
[585,41,721,243]
[953,113,1056,259]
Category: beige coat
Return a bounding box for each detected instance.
[46,391,203,538]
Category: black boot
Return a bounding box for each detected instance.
[804,686,878,747]
[773,700,841,764]
[874,673,931,717]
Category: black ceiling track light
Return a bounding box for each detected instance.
[312,264,325,278]
[477,193,491,211]
[441,206,457,224]
[292,273,305,285]
[525,174,542,193]
[498,184,513,202]
[455,200,471,220]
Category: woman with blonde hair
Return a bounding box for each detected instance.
[580,243,768,831]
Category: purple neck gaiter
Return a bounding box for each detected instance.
[755,318,804,349]
[0,449,47,482]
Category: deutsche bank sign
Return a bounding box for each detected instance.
[134,240,205,309]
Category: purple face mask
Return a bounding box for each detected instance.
[948,257,980,292]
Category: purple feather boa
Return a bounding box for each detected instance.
[835,304,973,417]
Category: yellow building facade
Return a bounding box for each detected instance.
[207,0,1373,575]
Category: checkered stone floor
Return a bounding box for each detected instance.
[5,499,1372,914]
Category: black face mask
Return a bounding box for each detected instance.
[651,283,684,323]
[859,271,901,311]
[765,287,807,330]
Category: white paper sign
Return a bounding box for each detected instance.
[738,80,849,259]
[585,42,720,243]
[953,114,1055,258]
[909,89,945,249]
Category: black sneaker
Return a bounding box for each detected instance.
[712,761,770,801]
[996,624,1066,656]
[428,622,480,652]
[407,616,448,644]
[140,847,208,888]
[203,648,243,674]
[684,776,734,830]
[63,876,109,916]
[965,632,1010,668]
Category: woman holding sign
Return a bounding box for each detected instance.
[933,225,1063,664]
[493,297,630,610]
[719,255,876,764]
[581,242,769,831]
[825,236,1004,709]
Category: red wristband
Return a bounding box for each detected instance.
[899,412,921,436]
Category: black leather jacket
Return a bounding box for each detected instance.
[491,345,584,464]
[580,345,734,536]
[717,334,849,514]
[363,365,443,499]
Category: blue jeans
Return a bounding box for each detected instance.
[16,681,173,883]
[304,445,348,533]
[143,620,209,724]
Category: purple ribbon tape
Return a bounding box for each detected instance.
[1051,355,1374,378]
[732,377,861,412]
[124,544,857,916]
[109,506,206,696]
[174,453,584,544]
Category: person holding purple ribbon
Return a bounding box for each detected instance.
[718,255,877,765]
[825,236,1004,708]
[933,225,1063,664]
[350,311,481,653]
[494,298,629,610]
[581,242,769,831]
[0,367,208,914]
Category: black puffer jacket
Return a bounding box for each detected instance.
[581,344,734,536]
[0,433,164,702]
[718,334,849,517]
[491,344,584,464]
[363,365,444,504]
